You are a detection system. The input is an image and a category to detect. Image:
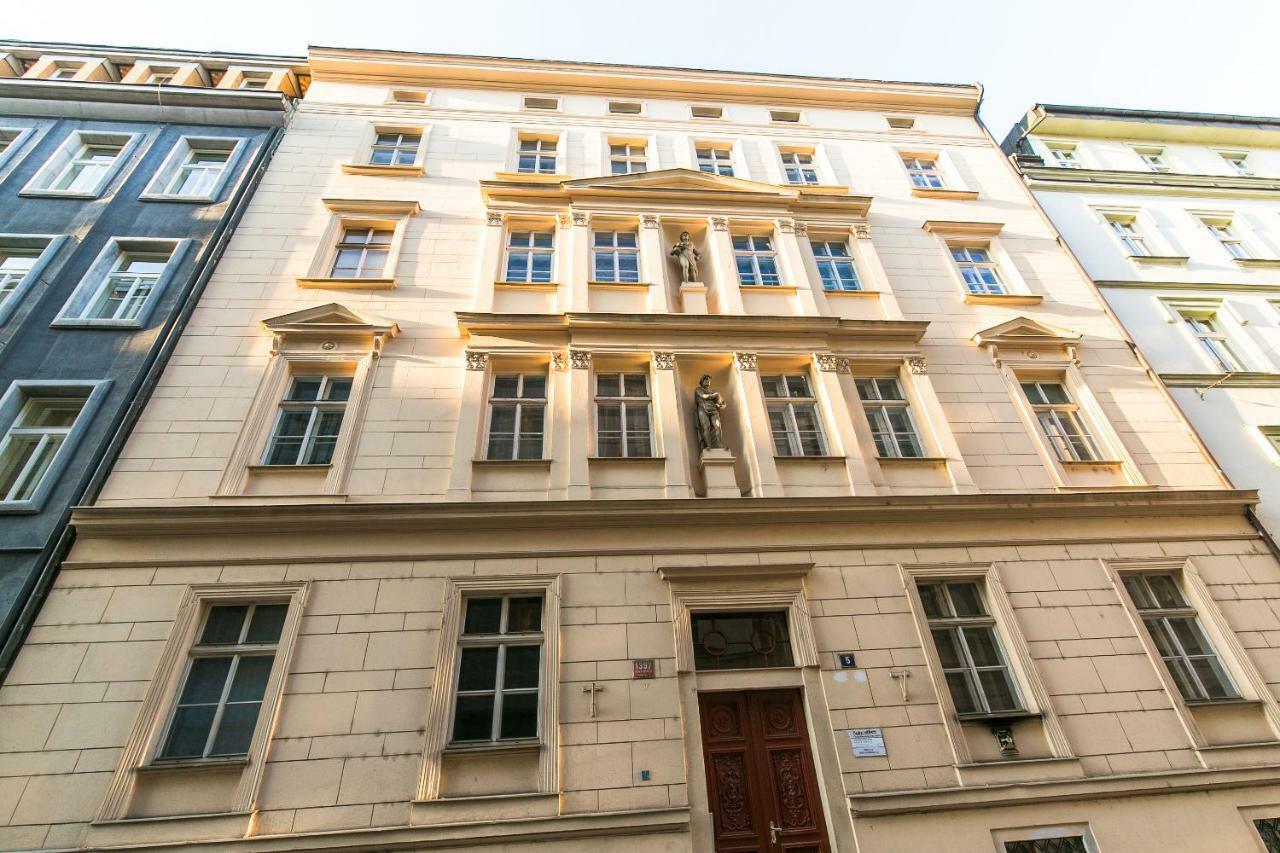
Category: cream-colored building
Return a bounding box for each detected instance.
[2,49,1280,853]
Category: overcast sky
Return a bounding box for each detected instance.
[7,0,1279,134]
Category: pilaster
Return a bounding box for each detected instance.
[652,352,693,498]
[732,351,783,497]
[705,218,746,314]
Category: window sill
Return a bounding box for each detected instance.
[823,288,881,297]
[341,163,426,177]
[911,187,979,201]
[876,456,948,465]
[774,454,846,462]
[0,499,39,515]
[1235,258,1280,269]
[1130,254,1189,266]
[1185,697,1260,708]
[443,739,541,756]
[963,293,1043,306]
[588,280,650,290]
[795,184,851,195]
[956,755,1079,769]
[955,710,1039,723]
[740,284,798,293]
[589,455,667,463]
[495,281,559,291]
[50,318,144,329]
[472,458,553,467]
[492,171,571,184]
[138,757,251,775]
[297,276,397,290]
[246,464,332,473]
[139,193,218,204]
[19,188,105,200]
[1059,459,1125,469]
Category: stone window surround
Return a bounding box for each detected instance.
[24,54,118,83]
[687,136,749,179]
[501,127,567,178]
[478,353,554,463]
[417,574,562,801]
[120,61,209,88]
[1103,557,1280,751]
[1090,205,1185,262]
[0,124,39,177]
[0,233,71,326]
[140,133,249,202]
[0,378,109,514]
[51,236,194,329]
[900,562,1075,767]
[341,122,430,176]
[600,131,658,176]
[218,65,298,96]
[94,582,308,824]
[20,128,147,200]
[771,140,839,187]
[847,358,946,463]
[298,198,420,290]
[493,214,561,288]
[923,220,1039,305]
[896,147,977,199]
[385,87,431,106]
[589,354,661,459]
[1160,296,1261,374]
[991,823,1099,852]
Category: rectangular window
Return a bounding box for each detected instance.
[1134,146,1170,172]
[692,611,794,670]
[811,240,860,291]
[691,104,724,119]
[145,68,177,85]
[769,109,801,123]
[0,394,86,503]
[166,145,231,197]
[733,234,780,286]
[0,249,39,310]
[237,72,271,90]
[608,101,642,115]
[595,372,651,458]
[1201,217,1251,259]
[1122,572,1238,703]
[330,227,392,278]
[1045,142,1082,168]
[856,377,923,458]
[263,375,353,466]
[696,144,735,177]
[0,129,26,161]
[950,246,1005,295]
[503,230,554,283]
[1180,311,1244,372]
[49,64,83,80]
[918,580,1022,716]
[591,230,639,282]
[608,142,647,175]
[1020,380,1101,462]
[1004,838,1087,853]
[761,373,826,457]
[522,96,559,111]
[83,249,172,322]
[389,89,428,105]
[516,137,557,174]
[369,130,421,166]
[487,372,547,460]
[886,116,916,130]
[1255,817,1280,853]
[451,594,544,743]
[50,138,127,194]
[157,602,288,760]
[902,154,944,189]
[1221,151,1254,176]
[780,149,819,185]
[1105,215,1150,257]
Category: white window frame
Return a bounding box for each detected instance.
[261,373,355,467]
[593,370,654,458]
[301,199,419,287]
[1132,145,1172,173]
[1197,214,1252,260]
[341,124,430,176]
[810,238,862,292]
[0,125,38,176]
[590,229,641,283]
[1019,379,1103,463]
[694,140,737,177]
[0,234,70,326]
[502,228,556,284]
[950,244,1006,296]
[141,135,248,202]
[925,222,1034,301]
[1043,140,1084,169]
[0,379,108,514]
[21,130,143,199]
[605,138,650,175]
[733,233,782,286]
[1102,212,1152,257]
[761,372,828,457]
[778,146,820,185]
[992,824,1099,853]
[901,152,946,189]
[1171,305,1248,373]
[855,376,924,458]
[484,371,549,461]
[53,237,192,329]
[512,132,561,176]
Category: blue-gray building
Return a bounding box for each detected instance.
[0,41,305,676]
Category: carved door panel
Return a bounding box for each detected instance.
[699,689,831,853]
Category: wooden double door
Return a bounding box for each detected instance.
[698,689,831,853]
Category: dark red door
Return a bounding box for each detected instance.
[698,689,831,853]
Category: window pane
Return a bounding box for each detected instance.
[503,645,541,689]
[917,583,946,619]
[288,378,323,402]
[931,628,964,669]
[200,606,248,645]
[978,670,1019,712]
[1168,617,1213,657]
[463,598,502,634]
[945,671,980,714]
[947,582,985,617]
[521,375,547,398]
[691,611,793,670]
[1146,574,1186,608]
[457,647,499,691]
[500,691,538,739]
[623,374,648,397]
[452,694,495,741]
[227,655,274,702]
[1123,575,1154,609]
[246,604,288,643]
[507,597,543,633]
[162,704,217,758]
[962,626,1003,667]
[208,701,261,756]
[1189,657,1236,700]
[178,657,233,704]
[597,404,622,433]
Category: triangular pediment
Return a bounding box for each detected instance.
[972,316,1081,347]
[262,303,399,338]
[562,168,799,198]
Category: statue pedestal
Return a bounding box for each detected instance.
[699,448,739,498]
[680,282,709,314]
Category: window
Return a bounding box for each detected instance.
[608,142,647,175]
[83,250,172,322]
[1201,217,1251,259]
[1180,311,1244,372]
[44,134,129,195]
[330,227,392,279]
[145,68,177,85]
[450,594,544,743]
[369,130,421,166]
[595,372,651,458]
[950,246,1005,295]
[0,128,30,165]
[48,63,83,80]
[168,145,230,196]
[141,136,244,202]
[1103,215,1150,257]
[486,373,547,460]
[591,230,639,282]
[237,72,271,90]
[1121,572,1238,703]
[1004,838,1087,853]
[856,378,923,458]
[902,154,944,189]
[692,612,793,670]
[780,149,819,185]
[1255,817,1280,853]
[769,109,801,123]
[1134,146,1171,173]
[503,230,554,283]
[918,580,1022,716]
[522,95,560,111]
[389,89,428,105]
[1045,142,1082,168]
[263,375,353,466]
[886,116,916,130]
[1221,151,1254,176]
[608,100,642,115]
[811,240,860,291]
[696,144,735,177]
[157,602,288,760]
[0,249,38,310]
[516,137,557,175]
[733,235,780,286]
[1020,380,1101,462]
[0,394,86,504]
[691,104,724,119]
[762,373,825,457]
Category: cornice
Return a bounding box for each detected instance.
[1095,280,1280,293]
[69,490,1256,539]
[1020,166,1280,197]
[0,79,290,126]
[1160,373,1280,388]
[0,39,308,74]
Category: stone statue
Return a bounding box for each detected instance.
[670,231,701,283]
[694,374,727,450]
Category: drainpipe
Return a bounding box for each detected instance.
[0,117,288,681]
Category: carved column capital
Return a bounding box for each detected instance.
[571,210,590,227]
[465,350,489,371]
[793,222,808,237]
[711,217,728,232]
[653,351,676,370]
[907,356,928,375]
[551,351,569,371]
[557,213,573,230]
[570,350,592,370]
[853,222,872,240]
[486,210,504,227]
[815,353,840,372]
[778,219,796,234]
[734,351,758,371]
[641,214,661,230]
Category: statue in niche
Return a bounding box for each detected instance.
[694,374,727,451]
[670,231,701,283]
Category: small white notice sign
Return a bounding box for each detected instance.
[848,727,886,758]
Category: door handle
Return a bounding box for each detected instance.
[769,820,782,844]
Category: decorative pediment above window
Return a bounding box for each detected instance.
[972,316,1082,366]
[262,303,400,356]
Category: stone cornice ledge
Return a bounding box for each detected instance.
[70,489,1256,539]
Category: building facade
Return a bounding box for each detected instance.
[1,51,1280,853]
[0,41,303,674]
[1003,105,1280,544]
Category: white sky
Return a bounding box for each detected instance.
[7,0,1279,135]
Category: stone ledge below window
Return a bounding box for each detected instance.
[472,458,553,467]
[911,187,979,200]
[492,171,572,183]
[495,281,559,291]
[962,292,1043,306]
[245,464,332,474]
[824,289,882,297]
[876,456,948,465]
[1235,258,1280,269]
[297,276,397,290]
[774,454,847,462]
[1130,254,1190,266]
[740,284,798,293]
[341,163,426,176]
[588,280,650,290]
[589,455,667,463]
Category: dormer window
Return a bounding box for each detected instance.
[1133,146,1171,173]
[1045,142,1082,168]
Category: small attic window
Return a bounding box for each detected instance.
[609,100,643,115]
[389,89,428,105]
[691,104,724,120]
[523,95,561,111]
[769,109,802,124]
[887,116,916,130]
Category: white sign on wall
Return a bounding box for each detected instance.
[847,727,886,757]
